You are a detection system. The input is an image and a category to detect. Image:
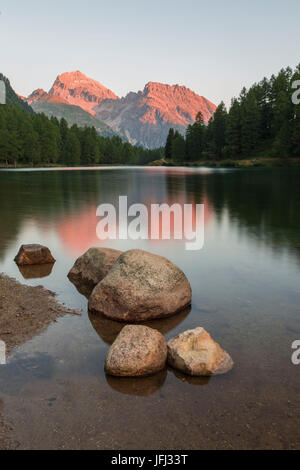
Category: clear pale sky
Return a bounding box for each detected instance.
[1,0,299,107]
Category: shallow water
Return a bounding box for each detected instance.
[0,166,299,450]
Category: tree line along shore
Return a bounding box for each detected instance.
[164,65,300,165]
[0,65,299,168]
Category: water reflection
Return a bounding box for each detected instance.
[0,352,55,395]
[106,369,167,396]
[0,167,299,262]
[57,205,100,255]
[0,167,299,449]
[68,272,95,298]
[88,307,191,345]
[168,367,211,386]
[18,263,55,279]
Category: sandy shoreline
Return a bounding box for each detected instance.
[0,274,81,354]
[0,274,81,450]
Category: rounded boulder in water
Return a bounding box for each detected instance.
[105,325,167,377]
[88,249,192,321]
[68,247,122,297]
[167,327,234,376]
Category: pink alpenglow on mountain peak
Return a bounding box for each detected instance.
[94,81,217,148]
[27,88,69,105]
[25,72,217,148]
[48,71,119,114]
[142,81,216,125]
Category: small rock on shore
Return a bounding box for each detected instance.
[14,244,55,266]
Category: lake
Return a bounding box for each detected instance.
[0,166,299,449]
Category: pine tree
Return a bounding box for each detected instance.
[59,118,69,163]
[171,134,186,162]
[65,127,81,166]
[291,67,300,156]
[186,117,205,161]
[165,128,175,159]
[240,89,260,156]
[81,127,100,164]
[207,102,227,159]
[224,98,241,159]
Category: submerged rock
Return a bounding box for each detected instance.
[18,263,55,279]
[167,327,233,376]
[14,244,56,266]
[68,247,122,297]
[105,325,167,377]
[88,249,191,321]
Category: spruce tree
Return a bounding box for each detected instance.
[186,117,205,161]
[165,128,175,159]
[224,98,241,159]
[207,102,227,159]
[171,134,186,162]
[65,127,81,166]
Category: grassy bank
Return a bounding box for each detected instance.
[0,162,142,169]
[148,157,300,168]
[1,157,300,169]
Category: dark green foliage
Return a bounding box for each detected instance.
[206,102,227,160]
[80,127,100,164]
[30,100,117,137]
[172,133,186,161]
[0,73,33,114]
[164,64,300,162]
[165,128,175,159]
[224,98,241,159]
[0,72,164,166]
[0,104,164,166]
[64,126,81,166]
[186,113,206,161]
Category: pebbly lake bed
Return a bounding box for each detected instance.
[0,166,299,450]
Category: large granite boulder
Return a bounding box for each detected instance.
[167,327,233,376]
[14,244,55,266]
[105,325,167,377]
[68,247,122,297]
[88,249,191,321]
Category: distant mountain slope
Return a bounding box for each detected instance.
[27,88,69,105]
[0,73,33,113]
[26,88,120,138]
[30,100,117,137]
[25,72,216,148]
[48,71,119,114]
[94,82,217,148]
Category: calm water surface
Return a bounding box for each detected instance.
[0,166,299,449]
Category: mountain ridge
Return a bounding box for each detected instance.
[94,81,216,148]
[25,71,217,148]
[25,85,121,138]
[48,71,119,114]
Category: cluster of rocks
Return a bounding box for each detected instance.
[69,247,192,322]
[67,246,234,378]
[13,244,234,378]
[105,324,233,378]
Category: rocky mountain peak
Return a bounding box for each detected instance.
[94,81,217,148]
[48,71,119,114]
